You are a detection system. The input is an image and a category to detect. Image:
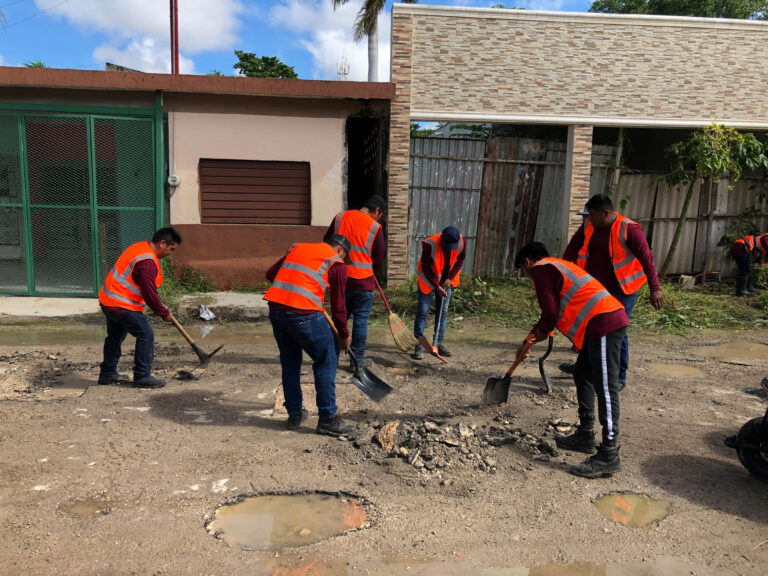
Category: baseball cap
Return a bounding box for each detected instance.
[440,226,461,251]
[577,206,590,216]
[324,233,353,264]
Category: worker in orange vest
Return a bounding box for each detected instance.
[97,227,181,388]
[264,234,355,437]
[327,195,387,371]
[730,233,767,296]
[413,226,466,359]
[562,194,663,391]
[515,241,629,478]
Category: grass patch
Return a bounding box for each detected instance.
[158,260,217,310]
[374,276,768,334]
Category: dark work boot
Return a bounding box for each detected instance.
[316,415,356,437]
[736,275,749,296]
[286,408,309,430]
[559,362,576,375]
[746,274,760,294]
[555,427,596,454]
[98,372,129,385]
[131,376,166,388]
[413,345,424,360]
[570,445,621,478]
[436,344,452,357]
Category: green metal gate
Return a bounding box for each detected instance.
[0,109,162,296]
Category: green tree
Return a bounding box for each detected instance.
[331,0,417,82]
[233,51,298,79]
[207,70,224,76]
[410,123,434,137]
[23,60,47,68]
[589,0,768,19]
[658,125,767,277]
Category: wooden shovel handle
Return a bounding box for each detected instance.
[372,276,392,313]
[321,309,340,340]
[168,313,196,346]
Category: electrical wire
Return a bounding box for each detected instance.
[7,0,70,29]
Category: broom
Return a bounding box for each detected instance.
[373,276,419,352]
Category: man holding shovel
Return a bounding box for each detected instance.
[413,226,466,360]
[97,227,181,388]
[515,242,628,478]
[327,196,387,372]
[562,194,663,390]
[264,234,356,437]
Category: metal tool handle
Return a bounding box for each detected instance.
[432,290,449,349]
[168,313,196,346]
[372,276,393,313]
[507,339,534,375]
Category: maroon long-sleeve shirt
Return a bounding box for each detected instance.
[101,259,169,318]
[265,256,349,340]
[324,219,385,291]
[530,263,628,343]
[420,242,467,288]
[562,219,661,294]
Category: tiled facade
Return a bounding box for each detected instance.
[388,5,768,281]
[566,125,594,237]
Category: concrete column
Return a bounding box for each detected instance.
[386,11,413,284]
[564,124,594,240]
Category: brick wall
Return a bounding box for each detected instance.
[566,125,594,238]
[388,12,413,283]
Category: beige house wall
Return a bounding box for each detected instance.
[166,95,357,227]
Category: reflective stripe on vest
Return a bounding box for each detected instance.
[333,210,380,279]
[533,257,624,350]
[417,233,464,295]
[736,235,757,252]
[263,243,342,312]
[98,241,163,312]
[577,213,647,295]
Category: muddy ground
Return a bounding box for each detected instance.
[0,316,767,575]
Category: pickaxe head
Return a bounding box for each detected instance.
[191,343,224,367]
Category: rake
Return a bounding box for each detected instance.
[373,276,419,353]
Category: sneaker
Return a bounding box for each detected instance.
[569,445,621,478]
[436,344,452,357]
[555,427,596,453]
[618,380,626,392]
[97,373,129,385]
[286,408,309,430]
[316,415,356,437]
[412,345,423,360]
[348,358,373,372]
[559,362,576,375]
[131,376,166,389]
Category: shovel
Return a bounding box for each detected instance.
[321,310,393,402]
[168,313,224,367]
[539,333,554,394]
[482,340,534,405]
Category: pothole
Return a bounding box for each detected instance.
[60,498,118,518]
[206,491,372,550]
[646,363,706,379]
[593,492,671,527]
[693,341,768,360]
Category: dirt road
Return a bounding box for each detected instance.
[0,319,766,575]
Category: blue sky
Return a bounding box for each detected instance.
[0,0,592,81]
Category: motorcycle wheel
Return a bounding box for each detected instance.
[736,416,768,482]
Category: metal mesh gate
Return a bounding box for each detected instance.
[0,112,158,296]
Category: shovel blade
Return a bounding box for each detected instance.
[346,351,393,402]
[539,361,554,394]
[482,374,511,405]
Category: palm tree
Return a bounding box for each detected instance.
[332,0,417,82]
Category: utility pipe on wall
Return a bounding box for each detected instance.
[170,0,179,74]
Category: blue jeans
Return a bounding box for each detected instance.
[345,289,374,365]
[413,288,451,347]
[269,308,338,420]
[609,290,638,386]
[99,308,155,381]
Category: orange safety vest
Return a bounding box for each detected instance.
[333,210,381,280]
[264,243,343,312]
[532,257,624,351]
[758,234,768,255]
[417,232,465,294]
[98,241,163,312]
[577,213,647,295]
[735,235,757,252]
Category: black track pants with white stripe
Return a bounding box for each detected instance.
[573,327,627,447]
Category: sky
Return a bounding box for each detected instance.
[0,0,593,81]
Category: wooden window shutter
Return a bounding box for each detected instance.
[199,159,311,224]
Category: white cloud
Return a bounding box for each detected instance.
[38,0,245,72]
[270,0,391,82]
[94,38,196,74]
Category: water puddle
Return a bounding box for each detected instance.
[206,492,370,551]
[530,563,605,575]
[646,363,705,379]
[694,341,768,360]
[45,373,94,398]
[593,492,671,527]
[61,498,119,518]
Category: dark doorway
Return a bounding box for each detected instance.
[346,117,383,209]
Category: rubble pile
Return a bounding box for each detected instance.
[352,415,559,484]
